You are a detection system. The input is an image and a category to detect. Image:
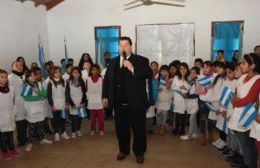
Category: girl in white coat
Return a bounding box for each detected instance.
[180,67,200,140]
[171,63,190,136]
[155,65,172,135]
[0,69,20,160]
[47,67,70,142]
[21,70,53,152]
[86,64,104,136]
[231,54,260,168]
[65,67,86,138]
[8,61,27,147]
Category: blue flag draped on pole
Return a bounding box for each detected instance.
[38,37,47,79]
[64,38,69,65]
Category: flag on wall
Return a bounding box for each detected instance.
[219,86,235,108]
[38,37,47,79]
[238,103,257,129]
[198,76,212,88]
[64,38,69,65]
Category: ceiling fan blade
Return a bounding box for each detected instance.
[167,0,186,2]
[124,4,144,10]
[152,1,185,7]
[124,0,141,6]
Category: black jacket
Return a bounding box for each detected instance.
[102,53,152,111]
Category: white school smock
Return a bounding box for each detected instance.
[156,85,172,111]
[43,78,53,118]
[0,88,16,132]
[81,70,89,83]
[172,76,190,114]
[69,82,83,115]
[186,83,198,115]
[228,74,260,132]
[8,73,26,121]
[51,81,66,110]
[250,95,260,141]
[207,77,225,121]
[146,105,156,118]
[23,82,46,123]
[87,77,103,109]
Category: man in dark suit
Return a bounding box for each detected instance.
[102,37,151,164]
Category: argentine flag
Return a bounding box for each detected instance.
[198,76,212,88]
[219,86,235,108]
[238,103,257,129]
[159,77,166,88]
[205,102,218,112]
[60,109,69,119]
[77,107,87,118]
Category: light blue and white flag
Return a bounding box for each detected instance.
[198,76,212,88]
[238,103,257,129]
[205,101,218,112]
[64,38,69,65]
[60,109,69,119]
[219,86,235,108]
[38,37,47,79]
[159,78,166,88]
[77,107,87,118]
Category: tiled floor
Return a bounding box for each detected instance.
[0,120,231,168]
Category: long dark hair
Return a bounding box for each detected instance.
[243,53,260,74]
[89,64,101,77]
[50,66,65,88]
[16,56,28,72]
[212,61,226,86]
[78,53,93,71]
[69,67,84,86]
[178,62,189,81]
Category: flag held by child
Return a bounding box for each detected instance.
[198,76,212,88]
[219,86,235,108]
[238,103,257,129]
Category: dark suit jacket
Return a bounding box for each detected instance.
[102,53,152,111]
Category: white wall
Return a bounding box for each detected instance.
[0,0,49,72]
[47,0,260,65]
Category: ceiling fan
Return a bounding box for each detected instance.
[124,0,186,10]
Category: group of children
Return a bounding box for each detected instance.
[146,48,260,168]
[0,48,259,168]
[0,54,105,160]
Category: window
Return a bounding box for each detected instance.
[211,21,244,62]
[95,26,121,67]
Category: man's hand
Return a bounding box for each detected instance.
[123,60,134,72]
[102,98,108,108]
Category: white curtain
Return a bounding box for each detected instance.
[136,23,195,65]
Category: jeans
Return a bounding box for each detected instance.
[237,131,257,168]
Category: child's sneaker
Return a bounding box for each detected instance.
[100,131,104,136]
[61,132,70,140]
[212,138,221,147]
[191,133,198,139]
[90,130,95,136]
[9,149,20,158]
[216,140,226,150]
[2,152,12,160]
[76,131,82,137]
[71,132,76,139]
[25,144,33,152]
[40,139,53,145]
[180,135,190,141]
[54,133,60,142]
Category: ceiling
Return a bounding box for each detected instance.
[16,0,64,11]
